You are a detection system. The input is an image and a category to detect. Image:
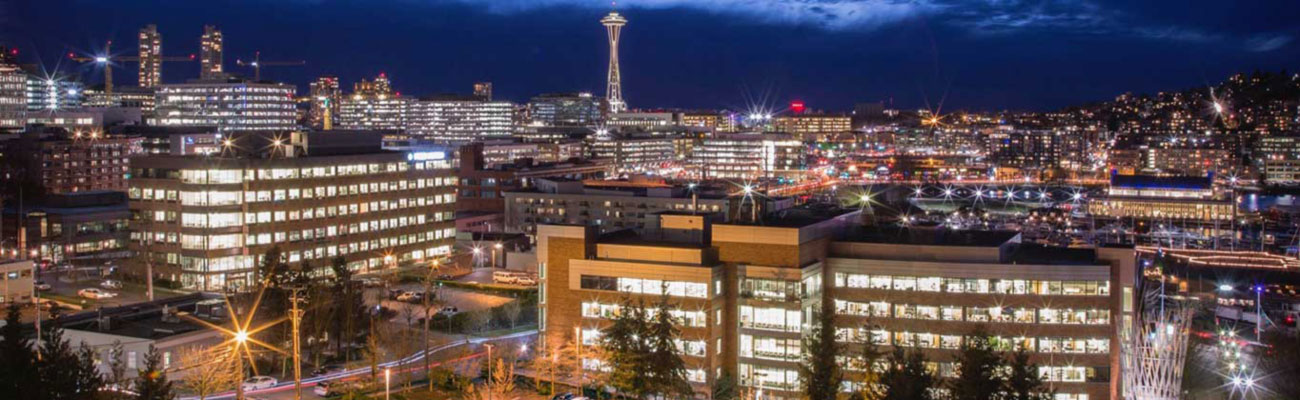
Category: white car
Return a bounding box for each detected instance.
[396,291,424,302]
[241,375,278,391]
[78,288,117,299]
[34,281,52,291]
[100,280,123,289]
[515,277,537,286]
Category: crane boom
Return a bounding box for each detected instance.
[235,51,305,81]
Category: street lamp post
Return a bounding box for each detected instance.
[483,343,495,400]
[385,367,391,400]
[574,326,583,397]
[234,330,248,400]
[492,243,503,268]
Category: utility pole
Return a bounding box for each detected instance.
[422,259,438,392]
[289,285,306,400]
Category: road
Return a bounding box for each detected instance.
[189,330,538,400]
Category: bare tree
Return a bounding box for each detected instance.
[502,300,523,329]
[465,359,516,400]
[177,346,239,400]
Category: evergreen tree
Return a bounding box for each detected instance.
[712,370,739,400]
[133,345,174,400]
[949,328,1004,400]
[38,324,105,400]
[800,300,842,400]
[0,304,38,400]
[879,348,935,400]
[643,293,692,399]
[600,297,650,398]
[853,325,886,400]
[1004,348,1052,400]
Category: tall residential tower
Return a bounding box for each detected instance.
[199,25,224,80]
[138,25,162,88]
[601,11,627,113]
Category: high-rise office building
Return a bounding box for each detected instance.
[127,132,458,291]
[474,82,492,101]
[407,95,513,142]
[25,74,84,111]
[0,62,25,129]
[153,81,297,132]
[138,25,163,88]
[309,76,341,129]
[199,25,224,80]
[354,73,393,97]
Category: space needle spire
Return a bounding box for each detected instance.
[601,5,628,113]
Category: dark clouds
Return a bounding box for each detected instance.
[4,0,1298,111]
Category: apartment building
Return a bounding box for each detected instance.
[505,179,732,236]
[537,209,1136,400]
[127,132,457,291]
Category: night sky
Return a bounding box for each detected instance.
[5,0,1300,111]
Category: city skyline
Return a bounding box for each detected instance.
[4,0,1298,111]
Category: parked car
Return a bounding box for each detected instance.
[438,306,459,316]
[311,364,346,377]
[550,393,576,400]
[241,375,278,391]
[314,379,359,397]
[436,273,453,281]
[34,281,52,291]
[78,288,117,299]
[358,277,384,287]
[396,291,424,302]
[515,276,537,286]
[99,279,123,289]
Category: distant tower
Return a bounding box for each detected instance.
[310,76,341,129]
[200,25,224,80]
[138,24,162,88]
[601,11,627,113]
[474,82,493,101]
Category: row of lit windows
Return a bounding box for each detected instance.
[837,328,1109,355]
[578,275,709,298]
[580,301,707,327]
[835,300,1109,325]
[134,179,454,204]
[833,273,1109,296]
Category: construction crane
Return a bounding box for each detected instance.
[235,51,304,82]
[67,40,195,98]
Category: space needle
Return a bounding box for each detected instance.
[601,8,628,113]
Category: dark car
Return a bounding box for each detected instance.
[311,364,346,377]
[550,393,575,400]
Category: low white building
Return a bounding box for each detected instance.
[0,259,34,304]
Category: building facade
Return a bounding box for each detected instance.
[127,136,457,291]
[505,179,731,236]
[690,133,805,180]
[407,96,513,142]
[0,129,144,194]
[537,211,1137,400]
[153,81,297,132]
[528,93,602,127]
[337,95,409,132]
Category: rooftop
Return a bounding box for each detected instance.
[1110,174,1212,190]
[841,226,1020,247]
